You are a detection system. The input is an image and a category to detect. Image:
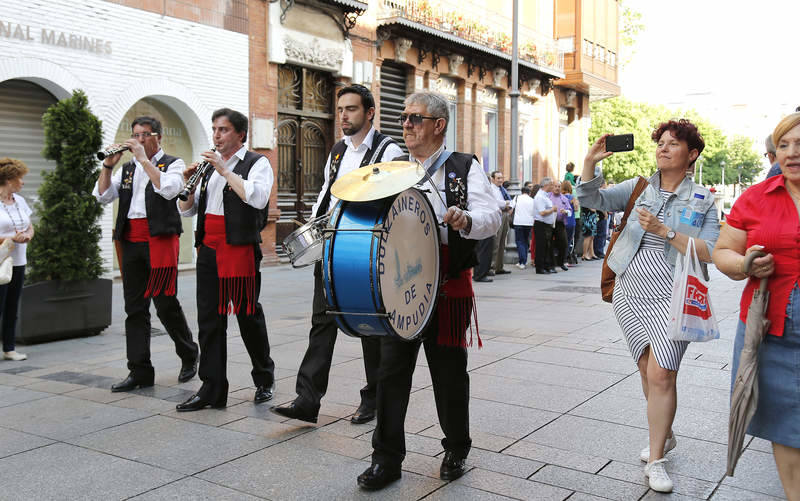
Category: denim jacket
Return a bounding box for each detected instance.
[576,171,719,278]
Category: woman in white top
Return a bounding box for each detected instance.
[512,185,536,269]
[0,159,34,361]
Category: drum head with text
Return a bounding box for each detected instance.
[378,188,440,340]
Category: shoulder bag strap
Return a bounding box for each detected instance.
[616,176,649,233]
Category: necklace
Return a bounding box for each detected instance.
[2,198,25,232]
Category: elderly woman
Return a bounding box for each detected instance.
[0,158,34,361]
[577,120,720,493]
[713,112,800,499]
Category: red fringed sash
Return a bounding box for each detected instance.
[125,218,179,297]
[436,245,482,348]
[203,214,257,315]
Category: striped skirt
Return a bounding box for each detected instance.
[613,248,688,371]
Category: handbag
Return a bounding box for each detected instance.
[601,176,649,303]
[0,239,15,286]
[667,238,720,342]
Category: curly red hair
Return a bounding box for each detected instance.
[651,119,705,162]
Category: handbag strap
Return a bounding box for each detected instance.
[616,176,649,233]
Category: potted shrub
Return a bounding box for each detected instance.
[17,89,111,344]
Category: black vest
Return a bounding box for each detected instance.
[195,151,268,247]
[314,131,396,218]
[442,152,479,277]
[112,153,183,240]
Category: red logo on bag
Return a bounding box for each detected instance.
[684,276,711,319]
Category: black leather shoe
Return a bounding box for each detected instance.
[440,451,467,481]
[176,393,226,412]
[560,265,569,271]
[535,269,550,275]
[178,359,198,383]
[254,383,276,404]
[548,267,558,273]
[111,375,153,393]
[473,276,493,282]
[350,403,376,424]
[495,269,512,275]
[357,463,401,490]
[270,400,318,423]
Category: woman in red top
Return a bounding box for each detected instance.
[713,112,800,498]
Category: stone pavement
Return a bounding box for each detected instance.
[0,259,787,500]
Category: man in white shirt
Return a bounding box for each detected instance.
[357,91,500,491]
[489,170,513,275]
[94,116,198,392]
[272,85,403,425]
[175,108,275,411]
[532,177,559,274]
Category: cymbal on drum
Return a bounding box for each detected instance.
[331,161,425,202]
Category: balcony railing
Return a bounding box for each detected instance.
[378,0,563,72]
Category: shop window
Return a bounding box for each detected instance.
[481,110,497,173]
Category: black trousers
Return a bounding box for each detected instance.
[195,244,275,405]
[533,221,554,271]
[371,314,471,467]
[472,236,494,279]
[121,240,198,383]
[294,264,380,412]
[0,265,25,353]
[552,221,568,267]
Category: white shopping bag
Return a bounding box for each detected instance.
[668,239,720,342]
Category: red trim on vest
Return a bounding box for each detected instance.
[126,218,179,297]
[437,245,481,348]
[203,214,256,315]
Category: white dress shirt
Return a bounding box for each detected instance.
[410,144,501,245]
[311,126,404,216]
[93,149,184,218]
[533,189,556,225]
[179,146,273,216]
[0,194,32,265]
[491,184,512,211]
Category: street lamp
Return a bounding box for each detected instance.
[720,160,726,197]
[736,165,743,198]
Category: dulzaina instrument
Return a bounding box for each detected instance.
[97,145,130,160]
[331,161,426,202]
[322,187,441,341]
[178,148,217,201]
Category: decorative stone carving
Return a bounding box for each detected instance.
[528,78,541,95]
[283,35,343,70]
[395,38,413,63]
[493,68,507,88]
[448,54,464,75]
[566,89,577,107]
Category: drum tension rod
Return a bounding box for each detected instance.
[325,310,390,318]
[321,228,388,233]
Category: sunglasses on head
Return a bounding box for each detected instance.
[398,113,440,126]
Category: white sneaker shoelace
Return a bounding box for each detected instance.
[644,458,673,493]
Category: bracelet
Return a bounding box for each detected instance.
[464,213,473,234]
[103,163,114,169]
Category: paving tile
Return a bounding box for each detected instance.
[532,464,648,500]
[222,416,313,441]
[198,441,443,500]
[454,468,572,501]
[0,394,151,440]
[0,427,54,459]
[291,429,375,459]
[641,491,705,500]
[322,418,375,439]
[565,494,615,501]
[465,447,545,478]
[129,476,263,500]
[599,460,716,499]
[0,372,40,387]
[721,448,786,498]
[71,415,273,475]
[0,364,42,374]
[470,373,597,413]
[21,379,86,394]
[161,408,247,427]
[401,450,444,478]
[424,483,518,500]
[504,441,609,473]
[63,386,130,404]
[36,370,118,389]
[710,484,786,500]
[421,427,516,453]
[474,357,625,393]
[0,385,52,408]
[0,443,181,500]
[746,437,772,453]
[512,346,637,375]
[112,394,182,413]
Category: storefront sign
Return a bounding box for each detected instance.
[0,20,112,55]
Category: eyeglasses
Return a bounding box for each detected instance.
[398,113,440,126]
[130,132,158,139]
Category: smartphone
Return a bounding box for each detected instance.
[605,133,634,152]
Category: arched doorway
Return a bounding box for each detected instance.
[110,97,195,268]
[0,79,58,203]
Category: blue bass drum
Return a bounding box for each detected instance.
[323,188,441,341]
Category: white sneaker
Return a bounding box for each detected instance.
[3,351,27,361]
[640,435,677,462]
[644,458,673,493]
[516,263,526,270]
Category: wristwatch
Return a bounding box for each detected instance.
[665,228,676,241]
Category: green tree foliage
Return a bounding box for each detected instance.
[27,90,105,282]
[589,97,760,187]
[619,0,644,65]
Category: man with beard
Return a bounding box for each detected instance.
[272,85,402,424]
